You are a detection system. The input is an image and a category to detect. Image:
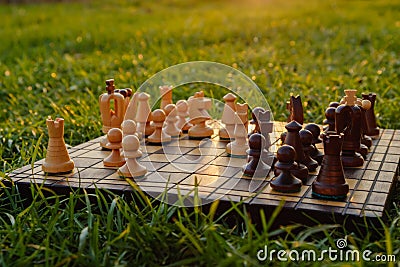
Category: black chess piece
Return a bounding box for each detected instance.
[312,133,349,200]
[323,107,336,133]
[286,95,304,125]
[299,129,319,172]
[243,133,271,178]
[362,93,379,137]
[276,120,309,183]
[335,91,364,168]
[249,107,264,136]
[359,103,372,149]
[304,123,324,165]
[271,145,302,193]
[329,102,340,108]
[280,132,287,144]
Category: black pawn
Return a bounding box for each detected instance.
[243,133,271,178]
[323,106,336,133]
[304,123,324,165]
[299,129,319,172]
[271,145,302,193]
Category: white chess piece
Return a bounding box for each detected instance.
[163,104,181,137]
[159,85,173,110]
[187,91,213,139]
[118,135,147,178]
[226,103,248,157]
[219,93,237,140]
[121,120,140,158]
[135,92,154,137]
[176,100,192,132]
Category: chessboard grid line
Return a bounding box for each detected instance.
[340,129,384,216]
[361,130,396,215]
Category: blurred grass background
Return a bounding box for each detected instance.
[0,1,399,265]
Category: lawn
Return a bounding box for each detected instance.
[0,0,399,266]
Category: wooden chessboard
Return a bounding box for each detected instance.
[5,121,400,226]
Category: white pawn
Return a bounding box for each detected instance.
[121,119,140,139]
[121,120,140,158]
[176,100,192,132]
[163,104,181,137]
[118,135,147,178]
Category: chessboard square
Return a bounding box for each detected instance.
[346,178,358,190]
[73,142,95,150]
[366,161,381,170]
[370,153,384,162]
[212,156,247,168]
[142,145,163,154]
[158,162,204,173]
[367,192,388,206]
[141,153,180,163]
[387,147,400,155]
[139,161,168,172]
[154,146,194,155]
[180,174,229,188]
[30,165,44,175]
[384,154,400,163]
[349,191,369,204]
[377,139,390,146]
[389,140,400,147]
[187,147,225,156]
[380,131,393,140]
[84,143,102,151]
[375,146,389,154]
[173,155,215,165]
[372,182,392,193]
[194,164,241,178]
[91,161,120,169]
[354,180,373,191]
[175,139,201,147]
[77,150,111,159]
[377,171,397,183]
[381,162,398,172]
[69,149,91,158]
[73,158,102,168]
[139,171,190,185]
[78,168,116,179]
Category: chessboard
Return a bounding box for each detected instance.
[5,121,400,227]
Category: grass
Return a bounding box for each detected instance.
[0,0,399,265]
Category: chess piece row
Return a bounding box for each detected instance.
[276,90,379,199]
